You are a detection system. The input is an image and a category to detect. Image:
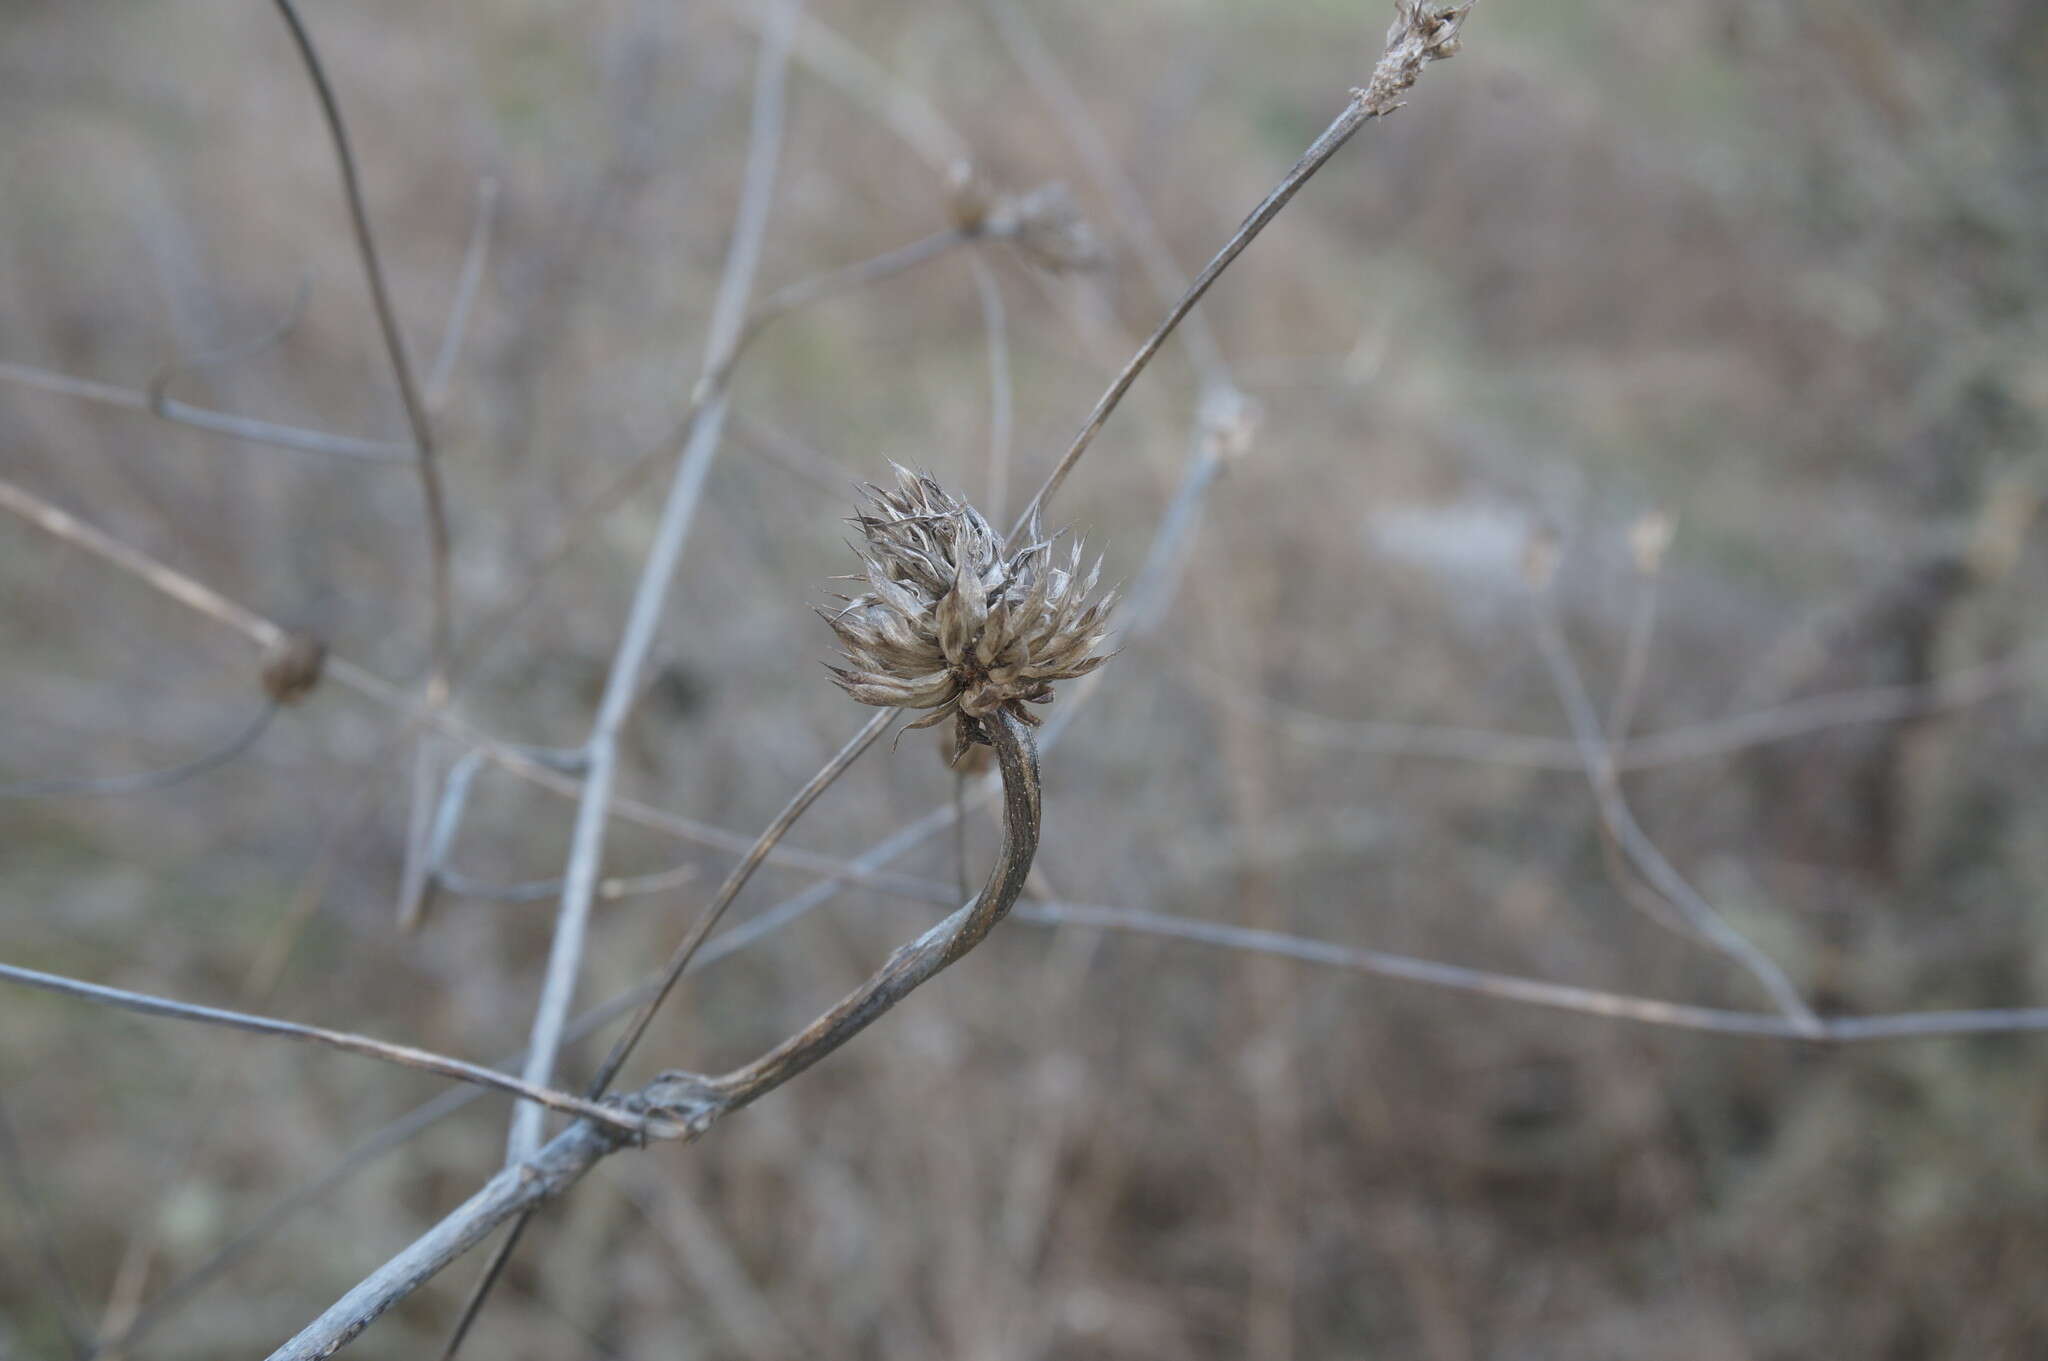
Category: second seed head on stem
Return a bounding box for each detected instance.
[824,466,1117,763]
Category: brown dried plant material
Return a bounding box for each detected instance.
[260,633,328,706]
[950,164,1105,273]
[993,182,1104,272]
[824,466,1116,763]
[1361,1,1475,116]
[945,159,998,236]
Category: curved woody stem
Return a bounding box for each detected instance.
[674,707,1041,1116]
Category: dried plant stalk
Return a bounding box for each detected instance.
[653,703,1042,1121]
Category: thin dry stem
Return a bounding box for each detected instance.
[0,703,277,800]
[504,0,798,1165]
[668,707,1041,1114]
[1203,646,2038,771]
[1015,902,2048,1041]
[0,359,413,462]
[1011,1,1474,539]
[272,0,452,676]
[727,1,970,172]
[266,708,1040,1361]
[442,225,969,687]
[978,0,1231,390]
[425,177,501,409]
[968,249,1015,520]
[0,961,663,1138]
[1529,587,1822,1032]
[586,708,897,1095]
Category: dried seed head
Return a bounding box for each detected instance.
[824,466,1117,761]
[1360,1,1474,116]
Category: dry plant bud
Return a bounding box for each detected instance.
[946,159,998,236]
[260,632,328,706]
[1521,526,1561,590]
[1360,1,1475,116]
[987,182,1105,273]
[824,466,1117,763]
[1628,510,1675,576]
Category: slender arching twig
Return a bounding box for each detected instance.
[271,0,452,675]
[680,707,1040,1115]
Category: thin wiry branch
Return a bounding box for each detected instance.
[0,471,1176,923]
[0,961,664,1137]
[426,177,501,409]
[666,709,1039,1113]
[726,0,970,172]
[505,0,798,1166]
[1013,902,2048,1041]
[441,224,971,688]
[1,175,496,465]
[272,0,452,675]
[587,708,897,1095]
[0,359,414,463]
[1198,646,2037,771]
[100,979,662,1356]
[968,250,1014,520]
[0,702,277,800]
[1528,582,1822,1032]
[1010,1,1475,538]
[977,0,1232,390]
[0,475,288,647]
[732,413,852,493]
[128,843,2048,1358]
[446,707,895,1359]
[267,708,1042,1361]
[0,461,943,913]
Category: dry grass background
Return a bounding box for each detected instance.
[4,0,2048,1357]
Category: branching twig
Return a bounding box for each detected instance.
[1014,902,2048,1041]
[0,702,277,800]
[0,359,414,463]
[426,177,501,410]
[586,708,897,1095]
[1528,583,1823,1032]
[665,708,1039,1113]
[726,1,970,172]
[977,0,1232,390]
[0,961,663,1137]
[272,0,452,675]
[504,0,799,1165]
[265,708,1041,1360]
[440,226,969,688]
[1200,647,2038,771]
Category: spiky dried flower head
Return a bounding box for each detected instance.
[824,466,1116,761]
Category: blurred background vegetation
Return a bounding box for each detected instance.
[4,1,2047,1356]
